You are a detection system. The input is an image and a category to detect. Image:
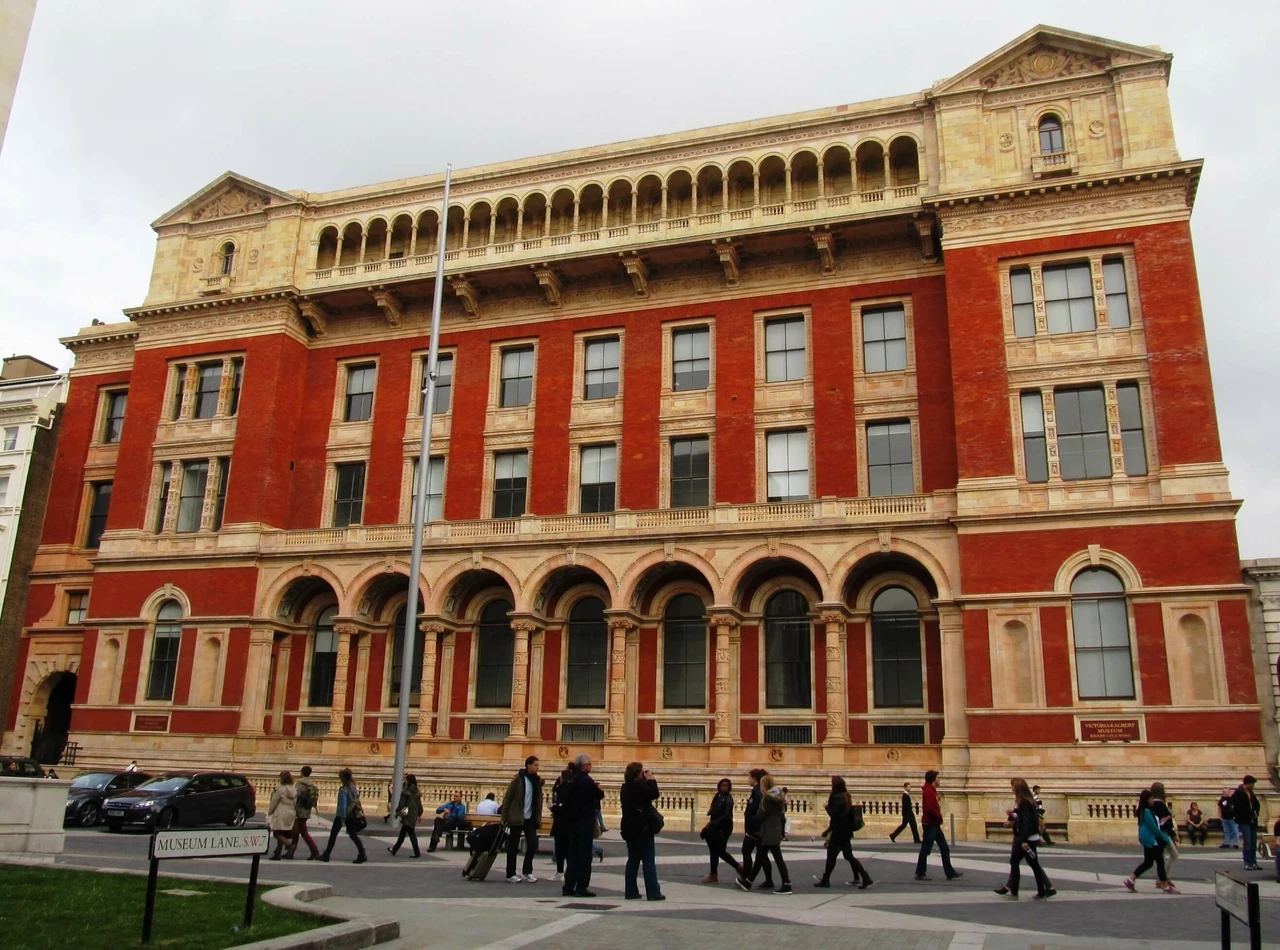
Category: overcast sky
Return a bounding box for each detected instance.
[0,1,1274,557]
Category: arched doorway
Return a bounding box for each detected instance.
[30,672,76,764]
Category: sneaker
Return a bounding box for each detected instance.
[1033,889,1056,900]
[734,877,751,892]
[353,854,367,864]
[812,876,830,888]
[552,872,563,882]
[858,877,873,890]
[773,884,793,895]
[525,874,538,883]
[1160,883,1180,894]
[506,875,523,883]
[1123,878,1136,892]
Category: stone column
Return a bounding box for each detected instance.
[600,194,609,228]
[630,191,638,224]
[510,619,538,739]
[544,204,552,237]
[752,171,760,207]
[462,216,470,248]
[819,607,848,745]
[784,166,792,202]
[709,614,738,743]
[721,177,729,211]
[416,621,444,738]
[572,199,580,232]
[817,161,825,198]
[216,357,236,415]
[162,462,184,533]
[606,617,635,741]
[329,624,356,734]
[937,605,969,767]
[883,152,892,191]
[359,230,369,263]
[270,639,290,734]
[488,213,497,246]
[237,627,275,735]
[690,180,698,215]
[409,222,419,256]
[660,186,668,219]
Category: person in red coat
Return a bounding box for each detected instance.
[913,770,962,881]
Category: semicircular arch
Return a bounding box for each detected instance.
[617,548,721,608]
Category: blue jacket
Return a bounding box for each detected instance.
[336,783,359,819]
[436,800,466,821]
[1137,806,1171,848]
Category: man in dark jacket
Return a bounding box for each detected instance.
[501,755,544,882]
[739,768,773,889]
[1231,775,1261,870]
[890,781,920,844]
[914,770,962,881]
[561,753,604,897]
[1219,786,1240,848]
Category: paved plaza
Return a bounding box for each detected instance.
[50,823,1280,949]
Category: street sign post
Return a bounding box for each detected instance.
[142,827,271,943]
[1215,870,1261,950]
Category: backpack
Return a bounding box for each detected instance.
[296,783,316,811]
[346,795,367,832]
[850,805,865,833]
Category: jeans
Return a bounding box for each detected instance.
[322,817,366,859]
[624,833,661,898]
[742,834,772,884]
[1008,840,1052,896]
[563,818,595,895]
[1242,823,1258,867]
[391,824,419,856]
[915,825,957,878]
[1187,825,1207,845]
[1222,818,1240,847]
[506,822,538,878]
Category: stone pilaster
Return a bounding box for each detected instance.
[236,627,274,736]
[509,619,540,739]
[329,624,356,734]
[818,606,849,745]
[606,616,636,741]
[937,605,969,768]
[709,613,739,743]
[416,621,445,739]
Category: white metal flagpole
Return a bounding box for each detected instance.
[393,164,451,805]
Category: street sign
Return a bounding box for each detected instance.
[1215,871,1261,950]
[141,826,269,943]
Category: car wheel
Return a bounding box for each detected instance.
[78,802,100,827]
[106,823,122,833]
[229,805,248,828]
[157,808,177,830]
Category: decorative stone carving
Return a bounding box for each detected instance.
[827,712,842,731]
[819,611,845,627]
[709,615,739,630]
[941,189,1186,235]
[191,186,266,221]
[811,230,835,274]
[372,289,403,328]
[451,277,480,318]
[532,266,563,307]
[981,47,1109,89]
[620,254,649,297]
[998,132,1015,151]
[1088,119,1106,137]
[298,299,329,337]
[713,241,740,286]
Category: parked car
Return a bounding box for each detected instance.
[64,771,152,827]
[103,772,255,832]
[0,756,46,778]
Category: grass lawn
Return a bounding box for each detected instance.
[0,864,330,949]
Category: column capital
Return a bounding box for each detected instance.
[333,622,360,638]
[817,603,850,627]
[604,612,640,633]
[418,620,448,636]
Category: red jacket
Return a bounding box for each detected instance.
[922,783,943,827]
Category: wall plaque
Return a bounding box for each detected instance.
[133,714,170,732]
[1079,719,1140,742]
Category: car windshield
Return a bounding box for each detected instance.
[135,776,189,794]
[71,773,117,789]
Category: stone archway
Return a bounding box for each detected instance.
[29,672,77,764]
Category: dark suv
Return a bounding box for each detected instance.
[0,756,46,778]
[103,772,255,832]
[65,771,152,826]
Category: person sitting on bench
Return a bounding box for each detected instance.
[1185,802,1209,845]
[427,792,470,852]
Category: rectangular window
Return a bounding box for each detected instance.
[670,436,709,508]
[103,392,127,443]
[212,457,231,530]
[862,305,907,372]
[176,460,209,533]
[560,722,604,742]
[566,630,608,708]
[579,445,616,514]
[1055,387,1110,480]
[332,462,366,527]
[672,327,710,392]
[764,316,805,382]
[499,347,534,408]
[299,720,331,737]
[1103,258,1131,329]
[66,592,88,625]
[228,358,244,415]
[0,475,7,506]
[873,614,924,708]
[146,622,182,701]
[154,463,172,533]
[431,354,453,414]
[475,627,514,709]
[765,621,811,708]
[1117,383,1147,476]
[873,723,926,745]
[171,365,186,420]
[410,456,446,522]
[309,624,338,707]
[1,426,17,451]
[1010,268,1036,338]
[583,337,620,400]
[867,422,913,496]
[659,724,706,744]
[1020,393,1049,483]
[766,430,809,502]
[85,481,112,549]
[492,451,528,519]
[762,724,813,745]
[663,621,706,709]
[467,722,507,741]
[344,363,376,422]
[1043,262,1096,334]
[193,363,222,419]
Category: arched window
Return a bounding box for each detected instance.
[871,587,923,707]
[765,590,811,708]
[567,597,607,708]
[309,606,339,707]
[1038,115,1066,155]
[389,606,424,707]
[145,600,183,701]
[663,594,706,708]
[1070,568,1133,699]
[475,599,514,708]
[219,242,235,276]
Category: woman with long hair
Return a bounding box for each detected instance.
[320,767,368,864]
[702,778,744,884]
[550,761,575,882]
[619,761,664,901]
[387,773,423,857]
[813,776,872,889]
[267,770,297,860]
[994,778,1055,899]
[1149,781,1180,880]
[1123,788,1176,893]
[737,774,792,894]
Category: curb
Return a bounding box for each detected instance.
[251,884,399,950]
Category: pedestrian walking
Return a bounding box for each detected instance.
[549,762,572,881]
[1186,802,1208,845]
[890,781,921,844]
[387,773,423,857]
[1231,775,1262,870]
[501,755,544,882]
[382,778,394,824]
[1031,785,1053,845]
[913,770,962,881]
[737,774,792,894]
[1272,814,1280,883]
[1123,788,1176,893]
[290,765,321,859]
[813,776,872,889]
[320,768,368,864]
[701,778,744,884]
[561,753,604,897]
[1219,786,1240,848]
[267,771,298,861]
[620,761,665,900]
[1148,782,1180,879]
[993,778,1055,899]
[739,768,773,890]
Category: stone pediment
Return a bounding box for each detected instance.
[152,171,298,230]
[933,25,1171,95]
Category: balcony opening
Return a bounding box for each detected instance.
[856,141,885,192]
[1039,114,1066,155]
[218,241,235,276]
[578,184,603,231]
[758,155,785,205]
[666,170,692,218]
[338,222,362,266]
[364,218,387,261]
[521,193,547,239]
[823,145,853,196]
[445,205,465,250]
[467,201,492,247]
[695,164,723,214]
[415,209,440,255]
[889,137,920,186]
[315,226,338,269]
[389,214,412,259]
[636,175,662,223]
[494,197,519,243]
[549,187,575,235]
[607,179,633,227]
[791,151,819,201]
[727,160,754,210]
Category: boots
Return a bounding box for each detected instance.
[701,873,718,884]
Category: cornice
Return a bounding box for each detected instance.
[925,161,1201,214]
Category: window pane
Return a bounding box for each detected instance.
[864,342,886,374]
[194,364,222,419]
[863,310,884,342]
[1118,378,1145,426]
[1013,303,1036,338]
[1042,267,1067,300]
[1071,567,1124,595]
[104,392,127,443]
[1075,650,1105,698]
[1098,598,1131,647]
[1102,647,1135,698]
[1020,393,1045,435]
[670,437,709,508]
[431,355,453,414]
[333,462,365,527]
[1056,390,1082,435]
[1045,299,1071,335]
[1065,264,1092,297]
[765,351,786,382]
[883,339,907,372]
[345,364,375,421]
[176,461,208,533]
[1010,269,1033,305]
[1122,431,1147,477]
[1072,600,1103,648]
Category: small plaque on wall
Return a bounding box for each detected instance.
[1079,718,1141,742]
[133,714,170,732]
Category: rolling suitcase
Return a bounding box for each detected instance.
[462,822,507,881]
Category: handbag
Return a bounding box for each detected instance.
[346,797,368,833]
[851,805,865,833]
[644,803,665,836]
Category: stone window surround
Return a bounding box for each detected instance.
[854,572,935,715]
[657,427,716,510]
[321,450,369,528]
[652,584,714,716]
[1059,552,1146,708]
[397,449,449,524]
[186,628,230,707]
[298,599,340,715]
[406,346,458,418]
[566,436,620,516]
[162,352,245,424]
[90,385,130,448]
[132,600,194,707]
[659,316,716,416]
[330,356,380,425]
[854,413,923,497]
[88,630,123,705]
[998,245,1142,342]
[851,295,917,382]
[552,585,614,717]
[75,478,113,552]
[757,426,814,504]
[463,589,519,713]
[750,577,820,718]
[480,441,533,520]
[487,338,540,412]
[753,306,814,412]
[146,453,232,535]
[571,327,627,410]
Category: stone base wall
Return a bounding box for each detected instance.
[0,777,68,856]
